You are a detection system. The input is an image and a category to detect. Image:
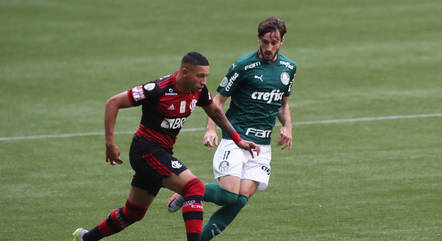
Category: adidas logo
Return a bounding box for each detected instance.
[168,104,175,110]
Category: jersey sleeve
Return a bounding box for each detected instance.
[216,62,243,97]
[284,63,297,97]
[127,81,161,106]
[196,85,213,106]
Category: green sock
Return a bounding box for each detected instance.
[201,194,248,241]
[204,183,238,206]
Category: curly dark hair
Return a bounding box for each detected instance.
[258,17,287,38]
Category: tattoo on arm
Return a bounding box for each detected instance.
[209,107,235,136]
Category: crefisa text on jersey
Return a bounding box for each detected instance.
[251,89,284,104]
[224,72,239,91]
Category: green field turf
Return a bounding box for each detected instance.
[1,0,441,240]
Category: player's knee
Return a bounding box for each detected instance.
[236,194,248,209]
[182,178,205,197]
[123,200,148,222]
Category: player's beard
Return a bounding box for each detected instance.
[259,47,279,62]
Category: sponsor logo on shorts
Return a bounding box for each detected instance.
[261,165,271,175]
[245,128,272,138]
[160,117,187,129]
[171,160,183,169]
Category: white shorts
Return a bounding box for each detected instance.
[213,139,272,190]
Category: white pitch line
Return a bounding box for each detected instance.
[0,113,441,141]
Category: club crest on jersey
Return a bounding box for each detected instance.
[189,99,198,112]
[160,117,187,129]
[280,72,290,85]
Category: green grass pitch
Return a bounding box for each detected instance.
[1,0,441,240]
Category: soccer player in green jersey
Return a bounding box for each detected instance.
[168,17,296,240]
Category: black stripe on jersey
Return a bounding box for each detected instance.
[158,77,174,89]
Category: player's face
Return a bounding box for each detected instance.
[258,31,284,62]
[182,65,210,93]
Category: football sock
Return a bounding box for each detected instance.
[201,194,248,241]
[203,183,239,206]
[82,199,148,241]
[181,178,205,241]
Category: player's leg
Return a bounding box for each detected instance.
[204,139,246,207]
[168,140,244,212]
[239,179,259,198]
[78,186,154,241]
[74,136,165,241]
[163,169,205,241]
[201,175,249,241]
[202,143,271,240]
[200,139,252,240]
[203,175,240,205]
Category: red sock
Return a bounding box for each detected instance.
[181,178,205,241]
[94,200,147,238]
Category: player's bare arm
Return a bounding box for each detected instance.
[202,102,260,157]
[203,93,228,149]
[277,96,292,150]
[104,91,133,165]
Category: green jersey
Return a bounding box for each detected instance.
[217,51,296,145]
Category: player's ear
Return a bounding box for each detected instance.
[280,36,285,45]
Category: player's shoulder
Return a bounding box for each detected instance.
[145,72,180,96]
[278,53,296,71]
[230,51,260,71]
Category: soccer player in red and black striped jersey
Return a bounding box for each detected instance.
[72,52,260,241]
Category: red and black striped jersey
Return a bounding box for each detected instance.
[127,71,212,150]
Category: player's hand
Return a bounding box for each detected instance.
[106,143,123,165]
[236,140,261,158]
[277,126,292,150]
[203,130,218,150]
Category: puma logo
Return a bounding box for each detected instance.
[254,75,263,82]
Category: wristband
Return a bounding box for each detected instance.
[230,131,243,144]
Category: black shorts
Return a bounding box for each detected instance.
[129,135,187,196]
